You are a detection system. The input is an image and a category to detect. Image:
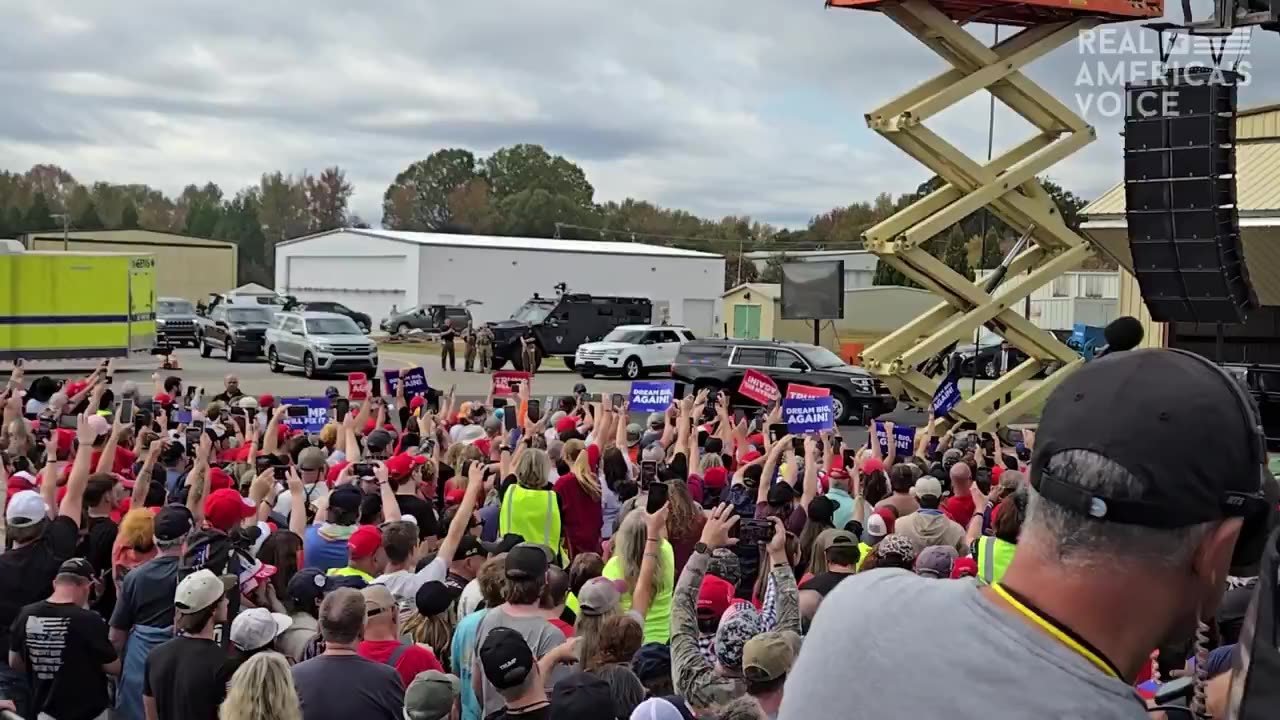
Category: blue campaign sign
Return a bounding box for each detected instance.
[782,395,835,434]
[280,397,330,433]
[385,367,429,398]
[931,376,962,416]
[875,422,917,457]
[629,380,675,413]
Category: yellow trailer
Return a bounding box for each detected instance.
[0,247,156,361]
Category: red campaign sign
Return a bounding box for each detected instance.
[786,383,829,400]
[491,370,531,397]
[348,372,369,401]
[738,369,780,404]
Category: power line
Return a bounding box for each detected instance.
[552,221,866,252]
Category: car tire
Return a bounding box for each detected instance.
[303,353,317,379]
[396,323,411,337]
[268,347,283,373]
[830,390,854,425]
[200,338,211,358]
[491,357,508,370]
[563,357,576,371]
[623,356,644,380]
[225,342,236,363]
[580,370,596,379]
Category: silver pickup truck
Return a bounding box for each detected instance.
[265,311,379,379]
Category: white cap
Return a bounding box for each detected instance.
[174,569,229,614]
[229,607,292,651]
[865,513,888,539]
[5,490,48,528]
[86,414,110,437]
[912,476,943,499]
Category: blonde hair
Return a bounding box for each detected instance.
[118,509,155,553]
[574,606,619,672]
[699,453,724,473]
[570,449,601,501]
[319,423,339,447]
[218,652,300,720]
[514,449,552,490]
[563,439,585,466]
[446,442,482,471]
[612,511,666,595]
[403,606,456,659]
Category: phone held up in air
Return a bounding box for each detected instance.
[737,518,773,546]
[526,400,542,423]
[352,463,375,477]
[117,399,134,424]
[646,481,670,514]
[273,465,289,482]
[769,423,789,444]
[640,460,658,488]
[286,405,308,419]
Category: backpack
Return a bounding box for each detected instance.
[179,527,255,647]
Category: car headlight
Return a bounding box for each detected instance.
[314,343,331,352]
[603,349,622,356]
[850,378,874,394]
[156,318,167,326]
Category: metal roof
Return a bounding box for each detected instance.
[722,282,782,299]
[282,228,722,259]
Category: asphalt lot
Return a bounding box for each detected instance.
[18,349,927,446]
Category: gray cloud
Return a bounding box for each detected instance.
[2,0,1269,231]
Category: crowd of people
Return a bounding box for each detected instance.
[0,347,1269,720]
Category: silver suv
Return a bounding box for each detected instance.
[266,311,378,379]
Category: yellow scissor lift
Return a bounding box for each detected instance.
[827,0,1164,430]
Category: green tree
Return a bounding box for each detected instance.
[5,206,23,236]
[24,192,54,230]
[759,252,789,283]
[444,178,499,234]
[119,201,140,229]
[305,166,353,232]
[497,188,590,238]
[74,200,104,230]
[483,144,593,208]
[215,190,271,285]
[177,183,225,238]
[381,149,480,231]
[257,173,309,243]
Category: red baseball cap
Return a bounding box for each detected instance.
[204,488,256,531]
[348,524,383,560]
[697,575,734,621]
[208,467,234,491]
[445,488,465,506]
[740,450,762,464]
[555,416,577,434]
[363,418,377,435]
[951,557,978,579]
[702,466,728,491]
[258,394,275,407]
[326,461,349,487]
[861,457,885,474]
[747,433,764,448]
[409,396,425,410]
[385,453,427,479]
[153,392,173,406]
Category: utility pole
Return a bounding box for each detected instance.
[51,212,71,250]
[736,237,744,286]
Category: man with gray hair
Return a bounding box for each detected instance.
[292,587,404,719]
[782,349,1277,719]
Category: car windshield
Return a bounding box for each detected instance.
[511,302,553,324]
[158,300,194,314]
[975,327,1003,346]
[602,328,647,344]
[226,308,272,323]
[306,317,361,335]
[798,345,848,369]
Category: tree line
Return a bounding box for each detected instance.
[0,144,1096,289]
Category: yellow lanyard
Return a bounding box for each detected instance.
[991,583,1121,681]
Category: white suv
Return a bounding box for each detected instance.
[575,325,695,380]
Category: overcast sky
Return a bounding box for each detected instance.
[3,0,1277,228]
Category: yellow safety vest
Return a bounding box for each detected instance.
[500,485,561,552]
[856,542,873,572]
[976,536,1016,586]
[327,566,374,583]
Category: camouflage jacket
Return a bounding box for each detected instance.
[670,550,801,712]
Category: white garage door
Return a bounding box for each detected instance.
[682,299,715,337]
[285,255,408,326]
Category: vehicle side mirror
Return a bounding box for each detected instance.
[216,321,227,328]
[790,361,806,371]
[548,318,559,327]
[291,329,303,336]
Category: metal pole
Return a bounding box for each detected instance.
[971,22,1000,398]
[62,212,69,250]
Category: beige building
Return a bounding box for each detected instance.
[1081,103,1280,355]
[19,229,238,303]
[720,282,937,363]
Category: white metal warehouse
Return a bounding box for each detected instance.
[274,228,727,335]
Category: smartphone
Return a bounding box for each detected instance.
[117,399,134,424]
[769,423,789,443]
[526,399,542,423]
[493,398,507,410]
[57,415,78,430]
[509,380,522,393]
[673,383,686,400]
[640,460,658,488]
[791,436,805,455]
[646,481,670,514]
[738,518,773,545]
[272,465,289,482]
[508,428,522,447]
[503,407,518,431]
[352,463,375,477]
[370,378,382,397]
[255,455,276,473]
[611,393,625,408]
[286,405,308,418]
[843,448,858,468]
[331,397,350,421]
[231,414,247,433]
[585,392,602,403]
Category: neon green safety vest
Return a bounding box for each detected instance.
[500,485,561,552]
[976,536,1016,586]
[328,566,374,583]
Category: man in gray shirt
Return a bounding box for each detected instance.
[471,544,568,719]
[782,350,1274,719]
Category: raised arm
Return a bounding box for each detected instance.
[61,414,99,525]
[800,436,819,510]
[132,438,164,510]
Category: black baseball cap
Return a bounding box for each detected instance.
[480,627,535,690]
[56,558,95,582]
[415,580,454,616]
[457,535,492,561]
[505,543,550,580]
[154,504,194,542]
[1031,350,1268,530]
[329,485,363,514]
[287,568,334,607]
[366,429,394,453]
[550,671,612,720]
[767,482,796,507]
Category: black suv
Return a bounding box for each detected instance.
[287,300,372,333]
[672,339,896,424]
[490,293,652,371]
